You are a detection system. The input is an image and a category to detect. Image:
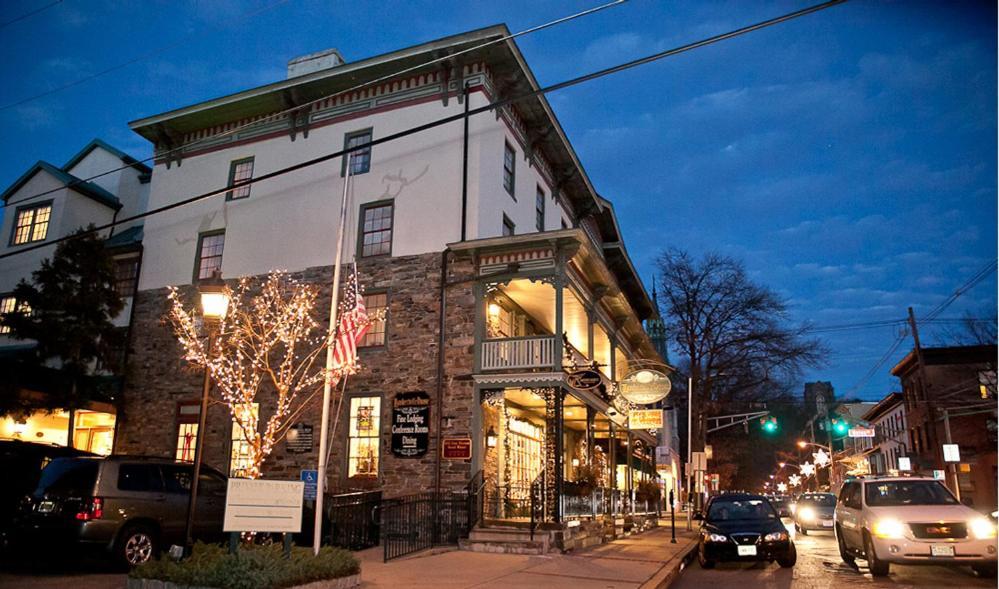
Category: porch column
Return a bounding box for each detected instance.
[553,275,564,372]
[609,421,617,514]
[586,406,595,467]
[609,337,617,381]
[627,431,634,516]
[586,306,595,363]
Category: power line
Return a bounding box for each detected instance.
[0,0,852,262]
[2,0,629,209]
[0,0,62,30]
[0,0,293,113]
[924,259,997,320]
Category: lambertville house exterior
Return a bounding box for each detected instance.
[116,25,670,545]
[0,140,150,455]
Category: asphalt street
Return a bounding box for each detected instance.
[673,520,996,589]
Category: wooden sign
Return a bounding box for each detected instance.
[628,409,663,430]
[442,437,472,460]
[566,369,602,390]
[391,391,431,458]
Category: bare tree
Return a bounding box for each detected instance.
[943,311,997,346]
[655,249,826,456]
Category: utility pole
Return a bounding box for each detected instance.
[908,307,943,486]
[942,409,962,502]
[685,375,692,530]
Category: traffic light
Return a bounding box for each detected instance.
[759,416,778,434]
[831,418,848,436]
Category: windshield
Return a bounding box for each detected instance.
[865,481,959,507]
[707,499,777,521]
[798,495,835,507]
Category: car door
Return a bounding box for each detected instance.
[195,469,228,541]
[836,482,863,548]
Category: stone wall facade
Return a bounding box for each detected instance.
[115,250,479,498]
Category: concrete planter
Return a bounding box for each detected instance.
[126,573,361,589]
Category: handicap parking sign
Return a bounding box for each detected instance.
[300,469,318,501]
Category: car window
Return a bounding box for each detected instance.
[838,483,854,504]
[865,481,959,506]
[199,471,227,497]
[117,464,164,492]
[707,498,777,521]
[799,495,835,507]
[846,484,864,509]
[35,459,99,496]
[162,465,193,493]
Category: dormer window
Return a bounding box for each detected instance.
[10,202,52,245]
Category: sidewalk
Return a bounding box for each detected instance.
[358,518,698,589]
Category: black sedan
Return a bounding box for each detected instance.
[695,493,796,569]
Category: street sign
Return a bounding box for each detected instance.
[897,456,911,471]
[943,444,960,462]
[655,445,672,466]
[300,470,318,501]
[704,445,713,460]
[692,451,707,472]
[628,409,663,429]
[933,470,945,480]
[848,427,874,438]
[224,479,304,533]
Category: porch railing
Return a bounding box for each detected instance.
[559,487,661,519]
[481,335,556,370]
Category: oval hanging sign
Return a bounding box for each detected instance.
[566,369,603,390]
[619,369,672,405]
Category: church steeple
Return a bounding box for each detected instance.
[645,274,670,364]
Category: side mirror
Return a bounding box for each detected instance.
[692,511,704,521]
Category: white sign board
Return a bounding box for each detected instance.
[933,469,945,481]
[691,451,707,472]
[655,445,672,466]
[848,427,874,438]
[224,479,304,533]
[942,444,961,463]
[897,456,911,471]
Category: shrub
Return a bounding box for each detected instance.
[130,542,360,589]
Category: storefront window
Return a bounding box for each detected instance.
[507,417,543,501]
[73,411,115,456]
[348,396,381,478]
[229,403,258,478]
[175,403,200,462]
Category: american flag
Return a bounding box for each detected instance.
[331,266,371,375]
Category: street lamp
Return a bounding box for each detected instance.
[797,440,831,452]
[183,271,229,556]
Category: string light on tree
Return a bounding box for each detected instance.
[812,449,831,467]
[800,462,815,477]
[789,474,801,487]
[776,482,788,493]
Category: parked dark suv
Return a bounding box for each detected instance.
[11,456,228,566]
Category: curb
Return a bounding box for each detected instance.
[638,537,698,589]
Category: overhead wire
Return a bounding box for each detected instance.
[0,0,853,263]
[0,0,63,30]
[1,0,630,209]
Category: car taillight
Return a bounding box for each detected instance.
[75,497,103,521]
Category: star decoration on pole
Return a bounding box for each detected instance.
[813,449,830,467]
[777,482,788,493]
[800,462,816,477]
[789,474,801,487]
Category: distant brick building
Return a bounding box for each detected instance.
[891,344,997,512]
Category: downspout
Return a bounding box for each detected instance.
[460,82,470,242]
[433,249,449,496]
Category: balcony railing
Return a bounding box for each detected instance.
[481,335,556,371]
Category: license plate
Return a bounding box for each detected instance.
[737,545,757,556]
[930,545,955,557]
[36,501,55,513]
[821,520,834,527]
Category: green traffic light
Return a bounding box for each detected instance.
[763,418,778,433]
[833,420,848,435]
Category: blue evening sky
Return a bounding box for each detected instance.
[1,0,995,401]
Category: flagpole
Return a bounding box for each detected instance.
[314,154,352,555]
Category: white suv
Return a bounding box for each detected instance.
[835,476,997,577]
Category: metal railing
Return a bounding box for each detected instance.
[381,491,473,562]
[558,487,662,519]
[481,335,555,370]
[325,490,382,550]
[530,469,546,540]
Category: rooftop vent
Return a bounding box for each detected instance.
[287,48,345,79]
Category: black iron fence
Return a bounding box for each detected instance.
[325,490,382,550]
[381,490,476,562]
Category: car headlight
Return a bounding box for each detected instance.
[872,518,907,539]
[797,507,816,522]
[704,533,728,543]
[970,518,997,539]
[764,531,788,542]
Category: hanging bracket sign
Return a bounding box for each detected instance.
[619,369,672,405]
[566,369,603,391]
[391,391,430,458]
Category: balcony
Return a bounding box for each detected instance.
[481,335,556,371]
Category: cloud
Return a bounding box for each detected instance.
[10,103,62,130]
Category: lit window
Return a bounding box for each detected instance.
[348,396,380,478]
[229,403,258,478]
[343,130,372,176]
[226,157,254,200]
[175,403,201,462]
[114,258,140,298]
[359,202,392,257]
[194,231,225,281]
[502,215,515,237]
[536,186,545,232]
[360,293,387,347]
[0,296,15,334]
[503,142,516,198]
[11,203,52,245]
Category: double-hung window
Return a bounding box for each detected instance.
[175,402,200,462]
[225,157,254,200]
[343,130,372,176]
[347,396,381,478]
[10,203,52,245]
[535,186,546,232]
[502,215,515,237]
[114,258,140,298]
[503,142,516,198]
[360,292,387,347]
[0,295,16,334]
[194,230,225,281]
[359,201,393,257]
[229,403,259,478]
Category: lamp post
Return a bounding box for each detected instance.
[183,271,230,556]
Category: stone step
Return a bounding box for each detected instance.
[469,527,541,543]
[458,537,548,555]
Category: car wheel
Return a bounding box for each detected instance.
[863,531,889,577]
[777,542,797,568]
[972,563,997,578]
[836,525,854,565]
[117,524,157,568]
[698,548,716,569]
